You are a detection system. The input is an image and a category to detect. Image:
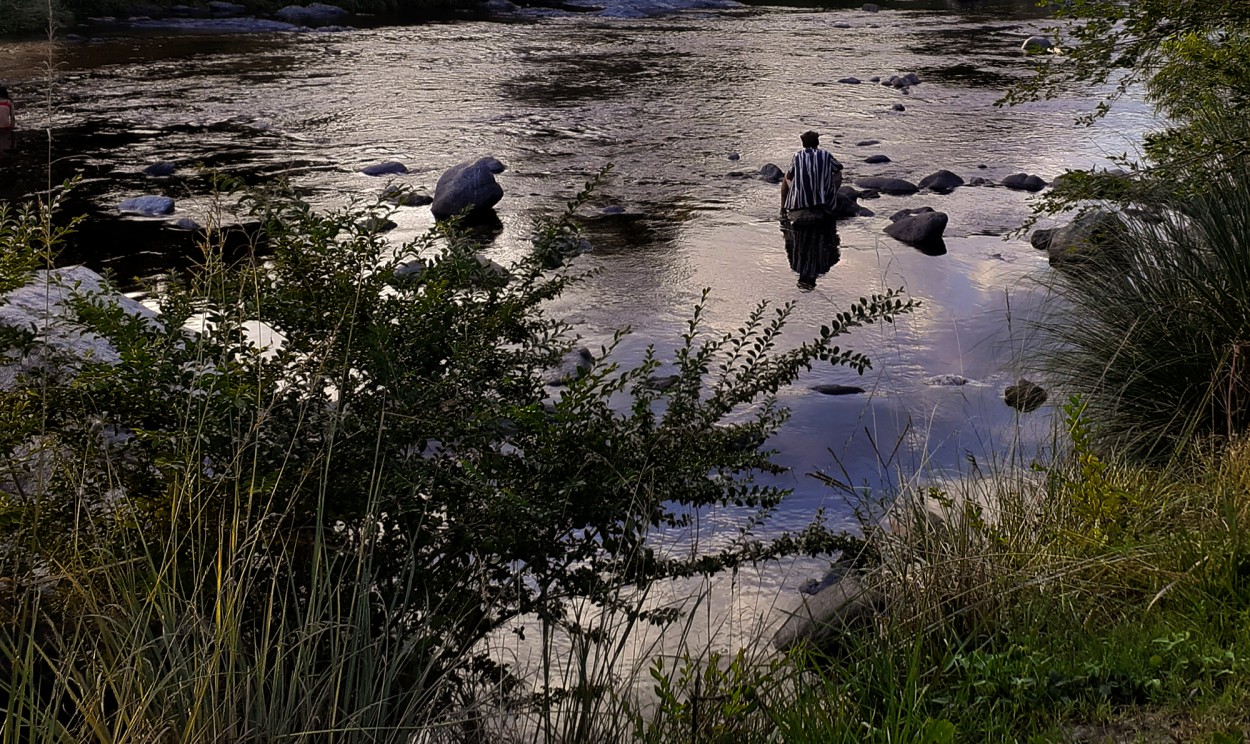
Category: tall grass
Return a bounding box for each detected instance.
[1031,166,1250,459]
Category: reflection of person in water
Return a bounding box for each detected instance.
[781,216,840,291]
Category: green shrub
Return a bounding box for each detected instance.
[0,178,913,739]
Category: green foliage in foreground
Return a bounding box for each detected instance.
[0,178,911,740]
[637,409,1250,743]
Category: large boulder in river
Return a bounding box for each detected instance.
[1002,173,1048,192]
[1046,210,1126,267]
[431,157,506,220]
[854,176,918,195]
[918,169,964,194]
[885,208,947,247]
[772,572,885,652]
[274,2,347,25]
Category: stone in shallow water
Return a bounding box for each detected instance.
[143,161,176,177]
[361,161,408,176]
[119,195,175,216]
[812,384,866,396]
[1004,378,1047,412]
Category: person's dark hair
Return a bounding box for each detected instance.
[800,130,819,148]
[0,87,9,99]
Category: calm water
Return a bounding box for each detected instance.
[0,3,1153,643]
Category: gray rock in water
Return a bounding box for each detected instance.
[143,161,176,177]
[544,347,594,386]
[862,2,879,10]
[856,139,880,147]
[1046,210,1126,267]
[362,161,408,176]
[1002,172,1048,192]
[772,573,885,652]
[1004,378,1047,412]
[856,206,875,217]
[274,2,347,25]
[833,21,851,28]
[901,72,921,85]
[381,184,433,206]
[431,156,506,220]
[885,209,947,246]
[1022,34,1053,53]
[968,176,992,186]
[599,205,627,215]
[727,151,740,161]
[119,195,175,216]
[481,0,521,12]
[889,206,934,222]
[208,0,246,14]
[854,176,918,195]
[172,217,200,230]
[838,76,861,84]
[757,163,785,184]
[644,374,681,392]
[480,156,507,174]
[812,384,866,396]
[864,154,891,164]
[892,103,906,111]
[925,374,970,386]
[358,216,397,233]
[1030,228,1056,251]
[918,169,965,194]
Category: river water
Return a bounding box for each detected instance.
[0,0,1153,669]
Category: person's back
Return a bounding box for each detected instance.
[780,130,842,217]
[0,87,13,131]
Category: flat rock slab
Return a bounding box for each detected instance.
[854,176,918,195]
[812,384,866,396]
[362,161,408,176]
[772,574,885,652]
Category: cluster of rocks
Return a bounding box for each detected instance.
[82,1,354,33]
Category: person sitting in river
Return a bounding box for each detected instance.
[779,130,842,224]
[0,86,14,152]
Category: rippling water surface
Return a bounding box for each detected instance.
[1,3,1153,629]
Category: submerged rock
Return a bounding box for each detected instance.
[119,195,175,216]
[863,154,891,164]
[361,161,408,176]
[143,161,176,177]
[544,347,594,386]
[812,384,866,396]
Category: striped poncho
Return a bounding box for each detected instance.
[783,147,843,211]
